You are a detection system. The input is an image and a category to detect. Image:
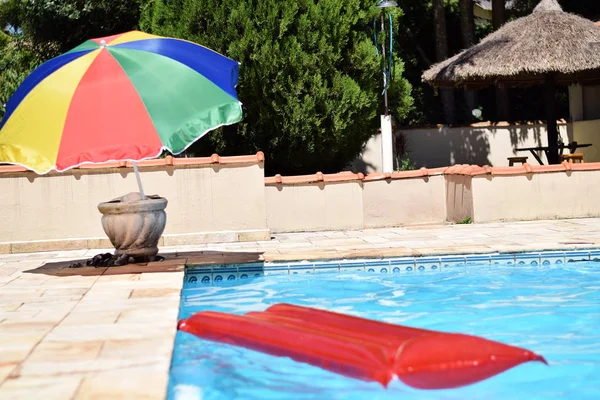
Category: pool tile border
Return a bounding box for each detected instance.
[590,250,600,262]
[515,253,541,266]
[440,255,466,268]
[538,251,563,265]
[183,249,600,286]
[466,254,492,264]
[565,250,591,262]
[491,254,515,265]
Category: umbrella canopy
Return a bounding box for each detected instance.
[0,31,242,174]
[422,0,600,88]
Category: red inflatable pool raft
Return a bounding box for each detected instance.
[177,303,547,389]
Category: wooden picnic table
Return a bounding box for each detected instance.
[515,142,592,165]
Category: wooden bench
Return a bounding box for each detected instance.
[508,156,528,166]
[559,153,584,163]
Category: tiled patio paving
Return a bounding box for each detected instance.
[1,218,600,399]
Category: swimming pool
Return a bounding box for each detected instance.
[168,252,600,400]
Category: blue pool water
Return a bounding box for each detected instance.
[168,261,600,400]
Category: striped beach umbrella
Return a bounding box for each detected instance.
[0,31,243,175]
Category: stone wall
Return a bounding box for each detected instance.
[0,154,269,253]
[265,162,600,232]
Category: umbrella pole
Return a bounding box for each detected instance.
[132,162,146,200]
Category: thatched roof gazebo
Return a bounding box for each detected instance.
[422,0,600,164]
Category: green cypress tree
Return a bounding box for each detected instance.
[0,0,143,119]
[1,0,143,59]
[0,36,40,119]
[141,0,413,175]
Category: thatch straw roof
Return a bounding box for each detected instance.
[422,0,600,88]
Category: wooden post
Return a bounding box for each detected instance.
[544,76,559,164]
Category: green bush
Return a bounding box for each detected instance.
[2,0,143,58]
[0,37,40,119]
[0,0,143,119]
[141,0,413,175]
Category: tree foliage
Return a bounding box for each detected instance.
[397,0,600,126]
[140,0,413,174]
[0,0,142,119]
[3,0,599,173]
[1,0,143,58]
[394,0,490,125]
[0,37,37,118]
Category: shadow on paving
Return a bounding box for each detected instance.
[23,250,265,277]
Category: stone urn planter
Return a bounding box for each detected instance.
[97,192,168,260]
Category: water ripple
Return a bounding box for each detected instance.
[170,263,600,400]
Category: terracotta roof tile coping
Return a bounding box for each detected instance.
[440,161,600,176]
[265,171,365,185]
[362,167,448,182]
[266,161,600,185]
[0,152,265,175]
